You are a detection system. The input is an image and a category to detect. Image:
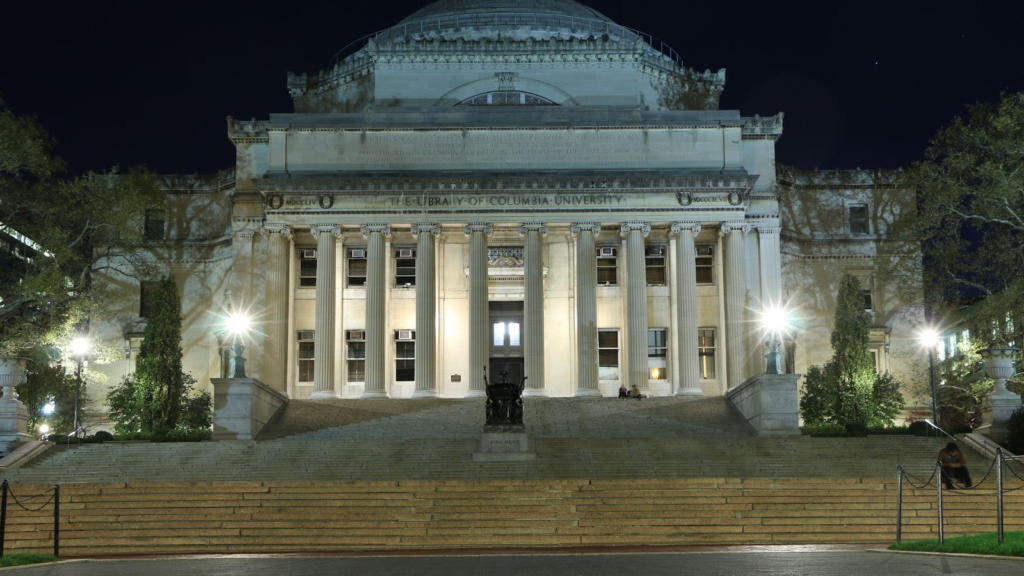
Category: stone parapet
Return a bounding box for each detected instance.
[726,373,801,436]
[212,378,289,441]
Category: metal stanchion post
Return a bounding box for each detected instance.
[936,462,944,545]
[997,449,1004,545]
[0,479,7,558]
[53,485,59,558]
[896,466,904,544]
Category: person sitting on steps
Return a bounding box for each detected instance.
[618,384,629,398]
[629,384,644,400]
[938,441,973,489]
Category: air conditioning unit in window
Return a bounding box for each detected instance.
[648,246,664,256]
[351,249,366,258]
[397,330,414,341]
[598,247,615,258]
[398,248,414,258]
[297,330,314,341]
[348,330,365,340]
[301,250,317,259]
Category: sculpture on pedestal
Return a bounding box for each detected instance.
[483,367,526,429]
[473,366,536,461]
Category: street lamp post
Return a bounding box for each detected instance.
[920,329,940,426]
[226,313,251,379]
[69,337,89,447]
[761,306,790,375]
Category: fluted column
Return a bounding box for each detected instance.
[361,224,391,398]
[262,224,291,393]
[412,224,440,398]
[310,224,341,399]
[622,222,651,391]
[465,224,493,398]
[671,223,703,396]
[572,223,602,397]
[757,225,782,307]
[520,223,548,397]
[721,222,751,389]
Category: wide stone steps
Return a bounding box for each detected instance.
[2,478,1023,556]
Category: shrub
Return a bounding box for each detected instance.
[866,425,911,435]
[94,431,113,442]
[800,422,847,437]
[845,422,870,437]
[1008,408,1024,455]
[908,421,930,436]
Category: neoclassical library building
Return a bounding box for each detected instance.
[92,0,921,414]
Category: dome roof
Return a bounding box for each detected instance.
[398,0,616,26]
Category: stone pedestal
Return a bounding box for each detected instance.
[725,372,802,436]
[473,426,537,462]
[0,358,34,454]
[212,377,289,441]
[978,347,1020,444]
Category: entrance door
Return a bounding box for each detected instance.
[489,301,524,386]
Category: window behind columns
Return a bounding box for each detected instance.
[695,246,714,285]
[645,245,667,285]
[395,330,415,382]
[698,328,716,379]
[347,248,367,286]
[395,248,416,287]
[299,249,317,287]
[347,330,366,382]
[598,329,620,380]
[648,328,667,380]
[139,281,160,318]
[596,246,617,285]
[297,330,314,382]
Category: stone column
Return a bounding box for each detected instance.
[412,224,440,398]
[671,223,704,396]
[310,224,341,399]
[572,223,602,397]
[622,222,651,391]
[262,224,291,393]
[361,224,391,399]
[721,222,751,389]
[520,223,548,396]
[465,224,493,398]
[757,225,783,307]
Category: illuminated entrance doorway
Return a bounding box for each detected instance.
[489,301,524,386]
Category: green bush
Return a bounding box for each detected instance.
[866,425,911,435]
[1008,408,1024,455]
[94,431,113,442]
[800,422,848,437]
[908,421,930,436]
[113,429,211,442]
[845,422,869,437]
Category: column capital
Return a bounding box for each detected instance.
[719,222,752,236]
[234,230,256,242]
[360,223,392,238]
[464,223,494,236]
[518,223,548,236]
[262,223,292,239]
[620,221,651,238]
[670,222,702,236]
[570,223,601,237]
[756,225,782,234]
[310,224,342,237]
[411,223,441,237]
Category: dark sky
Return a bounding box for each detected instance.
[2,0,1022,175]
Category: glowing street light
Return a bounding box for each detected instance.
[761,306,791,375]
[42,401,55,416]
[225,312,252,379]
[919,327,941,426]
[67,336,90,447]
[38,423,50,436]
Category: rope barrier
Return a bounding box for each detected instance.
[902,466,937,489]
[7,486,57,513]
[941,457,997,494]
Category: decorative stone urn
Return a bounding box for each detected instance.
[978,347,1021,443]
[0,357,34,452]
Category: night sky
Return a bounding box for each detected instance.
[2,0,1022,175]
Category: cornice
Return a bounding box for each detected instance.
[255,175,759,194]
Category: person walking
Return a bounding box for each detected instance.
[938,441,973,489]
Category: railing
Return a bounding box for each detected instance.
[0,480,60,558]
[919,419,959,445]
[896,449,1024,545]
[327,12,683,70]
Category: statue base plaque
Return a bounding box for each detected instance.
[473,425,537,462]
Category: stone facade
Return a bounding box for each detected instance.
[85,0,922,421]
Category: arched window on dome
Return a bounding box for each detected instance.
[458,91,557,107]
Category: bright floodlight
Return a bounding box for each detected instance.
[70,337,90,357]
[38,424,50,435]
[42,402,55,415]
[761,306,790,333]
[226,313,252,336]
[919,328,940,348]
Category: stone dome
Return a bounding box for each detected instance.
[398,0,617,26]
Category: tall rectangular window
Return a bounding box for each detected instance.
[297,330,314,382]
[144,209,166,241]
[139,281,160,318]
[645,245,666,285]
[849,205,869,234]
[648,328,667,380]
[395,330,415,382]
[346,330,366,383]
[347,248,367,287]
[695,246,714,284]
[299,250,317,287]
[395,248,416,287]
[598,329,620,380]
[597,246,617,285]
[698,328,716,379]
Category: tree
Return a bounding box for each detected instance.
[107,276,210,436]
[800,275,905,427]
[15,347,79,436]
[892,92,1024,336]
[0,101,160,356]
